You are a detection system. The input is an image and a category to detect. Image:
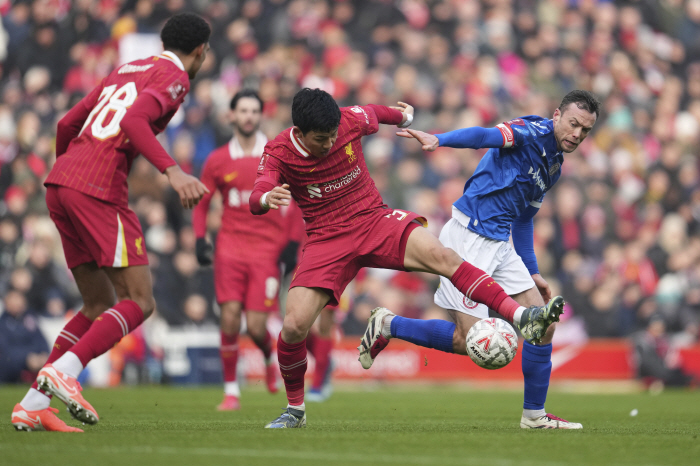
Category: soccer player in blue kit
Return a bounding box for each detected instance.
[369,90,599,429]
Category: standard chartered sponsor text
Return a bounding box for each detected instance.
[323,166,361,192]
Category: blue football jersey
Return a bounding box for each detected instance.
[452,115,564,241]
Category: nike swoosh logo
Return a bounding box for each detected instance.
[14,411,41,426]
[300,167,316,174]
[223,171,238,182]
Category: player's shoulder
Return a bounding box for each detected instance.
[265,128,294,155]
[503,115,553,140]
[204,144,230,166]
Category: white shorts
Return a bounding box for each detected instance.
[434,208,535,319]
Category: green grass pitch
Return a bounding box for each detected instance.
[1,384,698,466]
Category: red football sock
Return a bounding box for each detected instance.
[251,329,272,361]
[69,300,145,367]
[277,334,307,405]
[32,312,93,392]
[305,331,318,357]
[220,332,239,383]
[311,336,333,391]
[450,262,520,322]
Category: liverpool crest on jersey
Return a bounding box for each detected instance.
[345,143,356,164]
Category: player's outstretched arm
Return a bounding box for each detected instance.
[395,128,440,151]
[398,126,505,151]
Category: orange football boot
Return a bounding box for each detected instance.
[11,404,83,432]
[37,364,99,425]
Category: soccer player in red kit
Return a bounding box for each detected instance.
[193,90,304,411]
[10,13,211,432]
[250,88,565,428]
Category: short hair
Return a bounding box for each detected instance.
[558,90,601,119]
[161,13,211,55]
[230,89,263,111]
[291,88,341,134]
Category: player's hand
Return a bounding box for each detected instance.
[195,237,213,266]
[395,128,439,151]
[266,184,291,210]
[390,101,414,118]
[531,274,552,303]
[165,165,210,209]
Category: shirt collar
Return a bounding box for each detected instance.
[160,51,185,71]
[290,128,310,157]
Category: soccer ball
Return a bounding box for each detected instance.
[465,318,518,370]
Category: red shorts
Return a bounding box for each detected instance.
[46,185,149,269]
[291,208,426,307]
[214,254,280,312]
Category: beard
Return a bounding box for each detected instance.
[236,124,257,138]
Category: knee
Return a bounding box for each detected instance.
[133,296,156,319]
[281,312,310,344]
[247,322,267,341]
[430,246,462,275]
[82,295,116,321]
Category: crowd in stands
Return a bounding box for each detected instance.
[2,0,700,382]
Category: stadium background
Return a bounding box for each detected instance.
[1,0,699,388]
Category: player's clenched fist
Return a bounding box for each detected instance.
[263,184,291,210]
[165,165,210,209]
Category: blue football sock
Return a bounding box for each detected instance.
[390,316,455,353]
[521,341,552,410]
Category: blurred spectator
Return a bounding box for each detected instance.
[633,315,696,389]
[0,289,49,383]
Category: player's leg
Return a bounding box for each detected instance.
[13,262,112,432]
[265,286,330,428]
[218,300,243,410]
[403,223,563,342]
[246,309,278,394]
[511,287,581,429]
[307,307,335,401]
[38,264,154,425]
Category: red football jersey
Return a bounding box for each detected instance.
[194,132,304,261]
[45,51,190,206]
[256,106,388,237]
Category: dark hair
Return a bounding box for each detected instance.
[559,90,601,119]
[291,88,341,134]
[230,89,263,111]
[161,13,211,55]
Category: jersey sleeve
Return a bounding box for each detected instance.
[495,117,539,148]
[344,106,380,136]
[250,149,286,215]
[141,67,189,115]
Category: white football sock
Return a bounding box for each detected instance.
[20,388,51,411]
[381,315,394,338]
[51,352,84,379]
[224,381,241,397]
[523,408,546,419]
[288,402,305,412]
[513,307,527,327]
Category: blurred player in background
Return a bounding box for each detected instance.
[193,90,304,411]
[11,13,211,432]
[394,90,600,429]
[305,306,337,402]
[250,88,565,428]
